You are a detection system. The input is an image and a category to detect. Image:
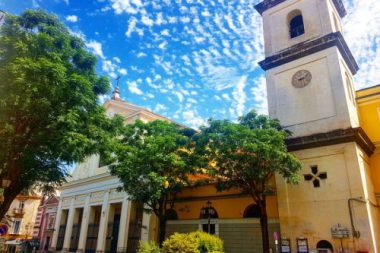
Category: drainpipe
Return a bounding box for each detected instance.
[348,197,380,239]
[348,197,366,238]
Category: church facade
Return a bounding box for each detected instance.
[50,0,380,253]
[49,90,171,253]
[167,0,380,252]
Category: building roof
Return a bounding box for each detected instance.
[254,0,347,18]
[356,84,380,100]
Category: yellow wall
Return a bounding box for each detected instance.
[173,184,279,220]
[357,85,380,194]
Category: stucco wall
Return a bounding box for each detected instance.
[262,0,341,56]
[276,142,377,252]
[266,47,358,137]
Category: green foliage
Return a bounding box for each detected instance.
[196,110,302,196]
[110,120,198,243]
[195,110,302,253]
[189,231,224,253]
[137,241,161,253]
[0,9,123,216]
[162,233,200,253]
[161,232,224,253]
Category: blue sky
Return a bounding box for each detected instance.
[1,0,380,128]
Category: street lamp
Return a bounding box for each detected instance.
[200,201,215,234]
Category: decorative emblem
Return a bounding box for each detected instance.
[304,165,327,188]
[292,70,312,88]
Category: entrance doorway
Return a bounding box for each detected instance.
[126,202,143,253]
[108,214,121,253]
[316,240,334,253]
[44,237,50,250]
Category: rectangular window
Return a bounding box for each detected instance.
[19,201,25,209]
[13,220,21,234]
[48,215,56,229]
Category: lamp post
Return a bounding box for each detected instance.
[200,201,215,234]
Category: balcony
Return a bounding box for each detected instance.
[13,208,25,218]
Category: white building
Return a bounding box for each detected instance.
[50,89,173,253]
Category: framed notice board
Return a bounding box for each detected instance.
[297,238,309,253]
[281,238,291,253]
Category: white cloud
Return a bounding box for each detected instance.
[231,75,247,117]
[158,41,168,50]
[98,94,110,104]
[127,81,143,95]
[222,93,231,101]
[119,68,128,75]
[86,40,104,59]
[173,91,184,102]
[251,75,268,115]
[137,52,147,58]
[141,15,154,26]
[182,109,207,129]
[126,17,137,37]
[66,15,78,23]
[343,0,380,89]
[102,60,118,79]
[154,103,167,112]
[111,0,141,14]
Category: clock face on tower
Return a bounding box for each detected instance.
[292,70,312,88]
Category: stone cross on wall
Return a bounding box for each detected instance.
[304,165,327,188]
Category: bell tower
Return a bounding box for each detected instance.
[255,0,379,252]
[256,0,359,138]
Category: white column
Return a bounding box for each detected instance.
[62,198,76,252]
[140,208,151,242]
[117,197,131,252]
[96,191,110,252]
[76,195,91,253]
[50,198,63,250]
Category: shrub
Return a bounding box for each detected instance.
[137,241,161,253]
[189,231,224,253]
[162,233,200,253]
[161,231,224,253]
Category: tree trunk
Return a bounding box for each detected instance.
[158,216,167,246]
[260,199,270,253]
[0,183,22,220]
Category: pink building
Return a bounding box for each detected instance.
[33,196,59,250]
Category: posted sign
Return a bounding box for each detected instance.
[281,238,291,253]
[297,238,309,253]
[331,224,350,239]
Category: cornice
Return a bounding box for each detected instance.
[286,127,376,156]
[60,172,116,190]
[258,32,359,75]
[254,0,346,18]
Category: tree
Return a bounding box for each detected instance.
[195,110,302,253]
[110,120,198,245]
[0,10,123,218]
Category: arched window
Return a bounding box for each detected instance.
[316,240,333,253]
[165,209,178,220]
[243,204,262,218]
[288,10,305,38]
